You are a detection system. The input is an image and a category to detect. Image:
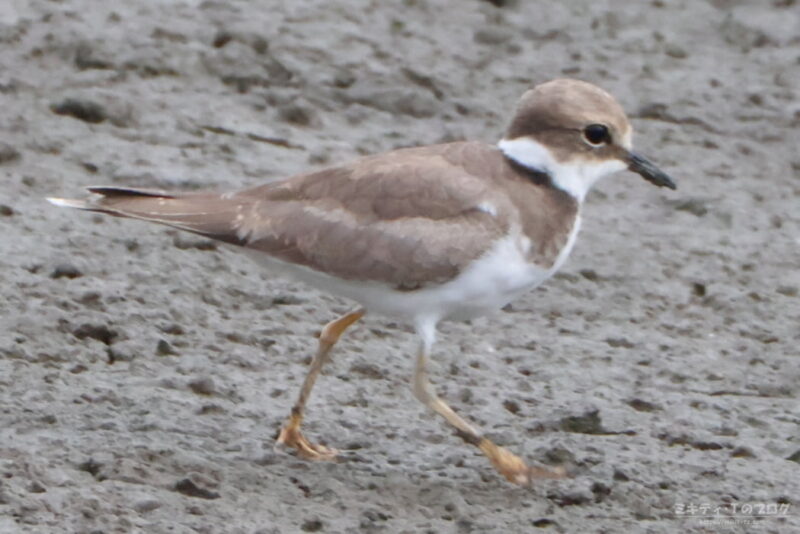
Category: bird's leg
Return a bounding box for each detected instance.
[276,308,365,461]
[412,332,566,485]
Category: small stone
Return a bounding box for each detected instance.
[692,282,707,297]
[559,410,605,434]
[348,362,386,380]
[0,205,13,216]
[474,28,513,45]
[786,450,800,463]
[39,414,57,424]
[543,446,575,465]
[0,142,21,164]
[331,67,355,88]
[672,198,708,217]
[665,44,688,58]
[279,104,316,127]
[159,323,185,335]
[613,469,630,481]
[503,399,520,415]
[777,285,797,297]
[591,481,611,502]
[174,478,220,500]
[77,458,103,478]
[271,294,303,305]
[133,498,162,513]
[82,162,99,173]
[307,150,329,166]
[301,519,323,532]
[172,234,217,250]
[402,68,443,99]
[546,485,593,506]
[51,98,107,124]
[77,291,101,306]
[627,398,660,412]
[212,30,233,48]
[605,337,634,349]
[188,377,216,396]
[74,42,113,70]
[197,404,225,415]
[107,346,134,363]
[731,446,755,458]
[72,323,117,345]
[156,339,175,356]
[251,36,269,55]
[638,102,669,120]
[51,263,83,279]
[481,0,520,7]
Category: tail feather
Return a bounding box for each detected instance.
[47,197,91,210]
[47,186,249,246]
[86,186,176,199]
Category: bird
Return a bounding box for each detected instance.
[48,78,676,485]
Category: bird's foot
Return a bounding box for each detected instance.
[275,415,338,461]
[478,439,567,485]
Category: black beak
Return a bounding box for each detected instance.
[628,152,676,190]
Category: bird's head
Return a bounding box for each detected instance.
[499,78,676,201]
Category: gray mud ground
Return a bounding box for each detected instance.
[1,1,799,533]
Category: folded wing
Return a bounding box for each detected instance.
[48,143,513,289]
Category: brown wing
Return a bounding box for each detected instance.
[231,142,513,288]
[51,142,514,289]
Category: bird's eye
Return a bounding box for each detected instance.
[583,124,610,146]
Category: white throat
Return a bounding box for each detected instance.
[498,137,626,202]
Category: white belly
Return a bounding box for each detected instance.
[239,218,581,324]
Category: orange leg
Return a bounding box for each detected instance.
[412,334,566,485]
[276,308,365,460]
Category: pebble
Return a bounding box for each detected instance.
[72,323,117,344]
[51,263,83,279]
[279,103,317,127]
[174,478,220,500]
[559,410,606,434]
[133,498,162,513]
[474,28,513,45]
[74,42,113,70]
[627,398,660,412]
[173,234,217,250]
[605,337,634,349]
[665,44,688,59]
[156,339,176,356]
[300,519,323,532]
[348,362,386,380]
[0,142,20,164]
[188,377,216,396]
[51,98,108,124]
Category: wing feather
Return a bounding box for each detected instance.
[50,142,516,288]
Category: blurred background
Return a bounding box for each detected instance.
[0,1,797,533]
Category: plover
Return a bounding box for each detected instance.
[49,79,676,485]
